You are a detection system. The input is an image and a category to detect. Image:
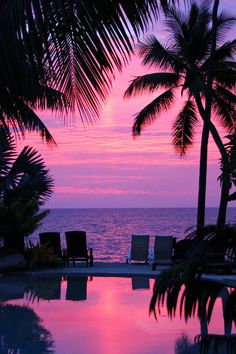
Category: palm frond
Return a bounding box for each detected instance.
[228,191,236,201]
[138,35,184,72]
[10,146,50,178]
[215,85,236,104]
[5,145,54,204]
[15,173,54,202]
[202,40,236,71]
[165,4,188,42]
[166,2,211,58]
[182,3,211,63]
[124,72,179,98]
[150,260,225,326]
[212,94,236,132]
[26,86,69,113]
[0,126,16,178]
[213,64,236,89]
[215,39,236,61]
[0,0,165,123]
[132,89,174,136]
[11,101,56,145]
[172,99,198,155]
[216,12,236,43]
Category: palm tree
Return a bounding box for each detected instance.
[0,0,180,143]
[124,1,236,229]
[0,126,54,252]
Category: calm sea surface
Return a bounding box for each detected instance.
[30,208,236,262]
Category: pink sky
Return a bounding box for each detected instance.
[18,0,236,209]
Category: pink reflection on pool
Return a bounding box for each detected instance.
[2,276,236,354]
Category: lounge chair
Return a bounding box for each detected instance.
[39,232,62,257]
[201,247,236,275]
[152,235,174,270]
[64,231,93,267]
[173,238,236,275]
[126,234,149,264]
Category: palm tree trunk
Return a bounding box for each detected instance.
[195,0,231,231]
[196,0,220,231]
[207,123,230,230]
[197,122,209,230]
[195,92,230,231]
[217,160,230,228]
[207,0,231,231]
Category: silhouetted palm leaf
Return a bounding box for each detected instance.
[215,85,236,104]
[132,89,174,135]
[138,35,183,72]
[213,40,236,63]
[172,99,198,155]
[0,126,16,177]
[212,94,236,131]
[0,0,179,138]
[126,2,235,147]
[0,127,54,250]
[124,73,179,98]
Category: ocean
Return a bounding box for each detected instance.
[30,208,236,262]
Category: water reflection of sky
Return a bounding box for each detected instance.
[1,276,235,354]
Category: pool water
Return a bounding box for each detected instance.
[0,276,235,354]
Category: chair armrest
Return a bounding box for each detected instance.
[62,249,67,257]
[87,248,93,266]
[148,248,154,263]
[126,248,131,264]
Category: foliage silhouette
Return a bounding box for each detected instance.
[0,126,53,252]
[124,1,236,228]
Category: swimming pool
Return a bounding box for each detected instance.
[0,276,235,354]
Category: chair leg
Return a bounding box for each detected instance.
[90,254,94,266]
[64,257,69,267]
[89,248,93,266]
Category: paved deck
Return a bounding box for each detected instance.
[30,262,164,278]
[26,262,236,287]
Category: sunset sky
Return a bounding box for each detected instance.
[19,0,236,209]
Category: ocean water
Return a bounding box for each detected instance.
[29,207,236,262]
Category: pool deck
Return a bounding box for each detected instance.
[27,262,236,287]
[30,262,163,278]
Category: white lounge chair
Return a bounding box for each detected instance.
[126,234,149,264]
[152,235,174,270]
